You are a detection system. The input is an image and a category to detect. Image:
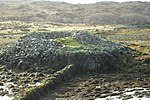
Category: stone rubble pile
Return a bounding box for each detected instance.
[0,31,132,72]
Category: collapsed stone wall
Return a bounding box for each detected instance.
[0,30,133,73]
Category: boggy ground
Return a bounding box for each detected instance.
[42,73,150,100]
[0,65,149,100]
[0,64,53,99]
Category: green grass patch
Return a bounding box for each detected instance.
[55,37,82,47]
[54,37,100,52]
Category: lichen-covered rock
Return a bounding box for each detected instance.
[0,30,132,73]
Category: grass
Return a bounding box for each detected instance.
[0,35,22,46]
[104,28,150,61]
[111,28,150,34]
[54,37,100,51]
[0,21,121,34]
[55,37,81,47]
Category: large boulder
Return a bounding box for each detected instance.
[0,31,133,73]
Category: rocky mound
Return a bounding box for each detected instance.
[0,31,132,73]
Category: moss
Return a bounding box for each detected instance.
[86,44,99,49]
[54,37,81,47]
[54,37,100,52]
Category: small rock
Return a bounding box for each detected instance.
[138,95,143,98]
[8,78,18,82]
[87,98,94,100]
[37,73,44,77]
[0,82,4,86]
[95,86,101,91]
[143,58,150,64]
[91,79,99,84]
[75,88,82,92]
[11,88,18,92]
[0,88,4,91]
[104,83,112,88]
[95,93,100,97]
[100,94,109,98]
[33,79,40,83]
[6,72,13,75]
[8,84,15,88]
[23,80,30,84]
[29,74,35,77]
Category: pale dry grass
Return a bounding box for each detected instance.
[0,35,21,46]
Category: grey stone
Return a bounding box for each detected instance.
[0,31,132,73]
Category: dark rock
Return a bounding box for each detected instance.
[37,73,44,77]
[33,79,40,83]
[110,92,122,96]
[143,58,150,64]
[11,88,18,92]
[0,88,4,91]
[8,78,18,82]
[0,82,4,86]
[138,95,143,98]
[6,72,13,75]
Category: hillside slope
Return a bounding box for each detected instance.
[0,1,150,24]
